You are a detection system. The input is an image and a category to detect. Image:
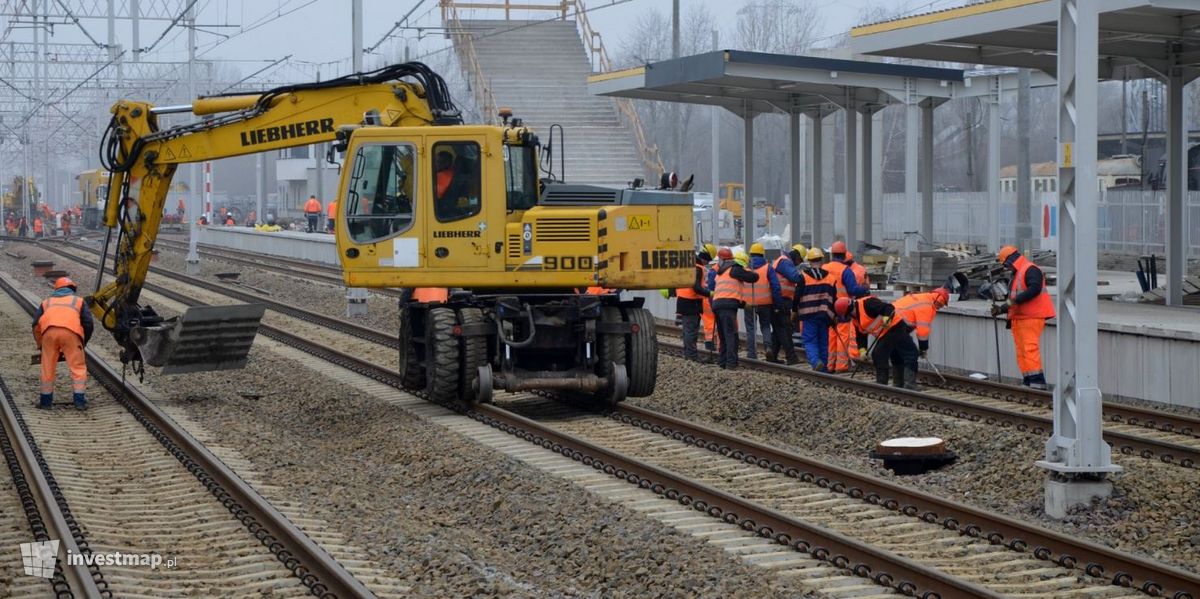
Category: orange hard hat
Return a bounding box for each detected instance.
[998,245,1020,264]
[53,277,76,291]
[831,240,847,254]
[931,287,950,308]
[717,247,733,260]
[844,251,854,261]
[834,297,852,318]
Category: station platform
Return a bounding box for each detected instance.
[634,288,1200,409]
[197,226,337,265]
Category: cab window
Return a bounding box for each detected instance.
[432,141,481,222]
[504,144,538,211]
[345,143,415,243]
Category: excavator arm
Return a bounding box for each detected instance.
[92,63,459,374]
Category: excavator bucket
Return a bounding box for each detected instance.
[129,304,266,374]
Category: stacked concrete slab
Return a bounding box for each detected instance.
[457,19,648,186]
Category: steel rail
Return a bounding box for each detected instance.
[655,322,1200,440]
[0,271,376,599]
[613,402,1200,599]
[656,337,1200,470]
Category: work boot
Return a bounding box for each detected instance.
[892,366,905,388]
[874,369,890,386]
[73,393,87,411]
[36,393,53,410]
[763,350,780,364]
[784,354,800,366]
[1027,374,1048,391]
[704,341,715,352]
[903,369,923,392]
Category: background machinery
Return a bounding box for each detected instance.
[76,169,108,230]
[3,176,39,219]
[95,62,693,405]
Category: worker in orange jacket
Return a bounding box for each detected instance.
[893,287,950,380]
[326,200,338,233]
[33,217,44,237]
[32,278,93,410]
[303,195,323,233]
[742,243,775,360]
[674,246,713,361]
[992,246,1055,389]
[698,243,718,352]
[826,241,871,372]
[835,295,919,389]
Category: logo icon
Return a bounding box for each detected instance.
[20,540,59,578]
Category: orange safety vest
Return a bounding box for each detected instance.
[37,295,85,339]
[676,264,705,300]
[712,268,742,302]
[304,198,322,214]
[1008,255,1056,320]
[326,201,338,219]
[411,288,449,303]
[848,261,868,288]
[746,263,773,305]
[33,218,43,233]
[772,256,797,300]
[584,286,616,295]
[893,292,938,341]
[825,261,850,299]
[853,297,898,338]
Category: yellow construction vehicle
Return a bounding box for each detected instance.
[3,175,38,216]
[76,169,108,229]
[95,62,692,404]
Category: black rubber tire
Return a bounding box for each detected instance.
[397,306,425,390]
[597,306,626,378]
[623,307,658,397]
[427,307,461,404]
[458,307,489,404]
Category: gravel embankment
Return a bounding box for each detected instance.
[631,354,1200,575]
[0,245,817,597]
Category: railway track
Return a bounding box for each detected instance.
[0,271,379,598]
[655,325,1200,470]
[14,239,1198,598]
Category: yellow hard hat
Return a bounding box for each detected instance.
[703,243,718,258]
[806,247,825,261]
[791,244,807,256]
[733,251,749,267]
[749,242,765,255]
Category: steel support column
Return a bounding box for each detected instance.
[921,101,935,242]
[790,111,802,246]
[1166,57,1186,307]
[844,97,858,252]
[1036,0,1119,483]
[987,76,1002,251]
[905,83,920,238]
[184,2,199,274]
[743,103,755,246]
[808,110,825,247]
[862,109,875,246]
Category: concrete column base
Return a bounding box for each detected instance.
[1044,476,1113,519]
[185,258,200,275]
[346,287,369,318]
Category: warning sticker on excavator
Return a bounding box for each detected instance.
[628,216,653,230]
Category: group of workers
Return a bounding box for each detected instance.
[674,241,1053,391]
[5,208,78,238]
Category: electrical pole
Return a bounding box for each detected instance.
[352,0,364,72]
[314,68,324,217]
[710,29,719,245]
[672,0,681,177]
[185,2,201,274]
[1016,68,1032,249]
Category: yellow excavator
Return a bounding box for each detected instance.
[76,169,108,230]
[94,62,693,405]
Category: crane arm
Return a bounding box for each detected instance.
[91,62,460,373]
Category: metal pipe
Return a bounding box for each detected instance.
[149,104,194,115]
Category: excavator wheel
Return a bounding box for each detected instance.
[426,307,461,404]
[623,307,658,398]
[458,307,489,404]
[397,306,425,391]
[595,306,628,405]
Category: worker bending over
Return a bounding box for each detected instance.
[742,245,774,360]
[825,241,871,373]
[32,277,93,410]
[674,246,712,361]
[992,246,1054,390]
[708,247,759,369]
[893,287,950,372]
[794,246,836,372]
[766,244,803,365]
[836,295,920,390]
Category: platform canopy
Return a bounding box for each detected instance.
[851,0,1200,80]
[588,50,965,116]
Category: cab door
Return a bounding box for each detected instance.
[423,134,497,271]
[337,136,426,282]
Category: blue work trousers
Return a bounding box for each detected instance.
[800,318,829,371]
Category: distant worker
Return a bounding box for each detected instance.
[992,246,1055,390]
[18,216,28,237]
[766,244,803,365]
[707,247,758,369]
[224,214,236,226]
[32,277,93,410]
[176,198,186,217]
[674,246,712,361]
[61,215,71,238]
[303,195,323,233]
[892,287,950,383]
[742,243,775,360]
[700,243,718,352]
[33,216,43,238]
[826,241,871,373]
[326,199,338,232]
[835,295,920,390]
[197,215,208,226]
[794,247,836,371]
[246,210,257,227]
